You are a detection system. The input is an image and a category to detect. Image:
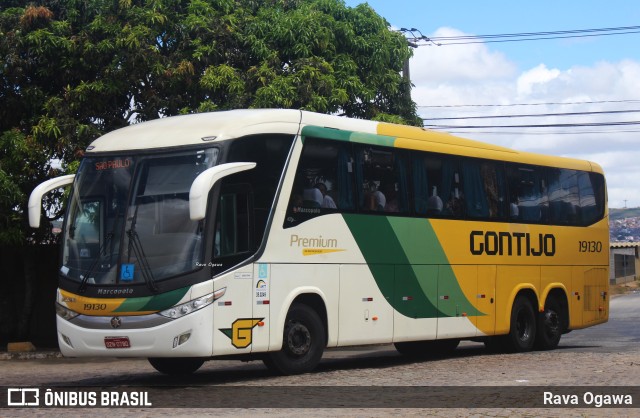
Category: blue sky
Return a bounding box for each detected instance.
[344,0,640,209]
[344,0,640,70]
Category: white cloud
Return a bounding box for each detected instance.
[410,30,640,208]
[411,27,517,85]
[516,64,560,97]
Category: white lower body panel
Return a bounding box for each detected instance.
[56,304,214,358]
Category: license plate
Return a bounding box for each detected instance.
[104,336,131,349]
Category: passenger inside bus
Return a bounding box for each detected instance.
[315,183,337,209]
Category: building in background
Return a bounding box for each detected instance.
[610,242,639,284]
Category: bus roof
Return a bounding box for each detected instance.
[88,109,304,152]
[86,109,603,174]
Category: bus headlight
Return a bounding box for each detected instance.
[55,302,80,321]
[158,288,225,319]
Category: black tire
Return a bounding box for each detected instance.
[504,295,537,352]
[394,339,460,357]
[148,357,205,375]
[263,303,325,375]
[535,296,563,350]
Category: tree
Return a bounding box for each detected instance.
[1,0,421,237]
[1,0,419,342]
[1,0,419,239]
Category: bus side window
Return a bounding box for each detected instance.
[355,146,409,215]
[215,189,252,258]
[225,134,295,246]
[440,157,463,218]
[413,155,443,216]
[507,164,548,223]
[578,171,599,225]
[356,147,385,212]
[412,154,461,218]
[548,168,579,225]
[463,159,506,220]
[284,138,354,228]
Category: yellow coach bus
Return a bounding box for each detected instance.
[29,109,608,375]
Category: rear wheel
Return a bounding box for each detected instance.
[148,357,205,375]
[535,296,563,350]
[263,303,325,375]
[504,295,537,352]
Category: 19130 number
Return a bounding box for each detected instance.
[579,240,602,253]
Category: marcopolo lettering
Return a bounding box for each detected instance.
[470,230,556,257]
[97,288,134,295]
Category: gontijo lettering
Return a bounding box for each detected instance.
[470,230,556,256]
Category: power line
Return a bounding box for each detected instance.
[425,121,640,129]
[424,109,640,121]
[443,129,640,135]
[431,25,640,41]
[417,99,640,108]
[430,30,640,45]
[401,26,640,134]
[416,25,640,46]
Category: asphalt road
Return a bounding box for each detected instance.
[559,291,640,353]
[1,293,639,416]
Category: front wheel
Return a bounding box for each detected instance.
[148,357,205,375]
[263,303,325,375]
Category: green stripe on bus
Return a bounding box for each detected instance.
[342,214,483,318]
[386,216,482,317]
[300,126,396,147]
[349,132,395,147]
[114,286,190,313]
[301,126,352,142]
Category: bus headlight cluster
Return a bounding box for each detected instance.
[55,302,80,321]
[159,289,224,319]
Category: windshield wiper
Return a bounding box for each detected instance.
[77,212,122,294]
[126,205,158,293]
[77,229,116,294]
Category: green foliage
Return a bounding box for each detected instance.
[0,0,420,244]
[0,129,53,244]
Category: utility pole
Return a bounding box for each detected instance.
[397,28,419,85]
[397,28,439,119]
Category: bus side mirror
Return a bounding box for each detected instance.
[28,174,76,228]
[189,162,256,221]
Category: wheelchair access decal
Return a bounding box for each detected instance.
[120,263,135,281]
[219,318,264,349]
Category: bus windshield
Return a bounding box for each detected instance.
[61,148,219,287]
